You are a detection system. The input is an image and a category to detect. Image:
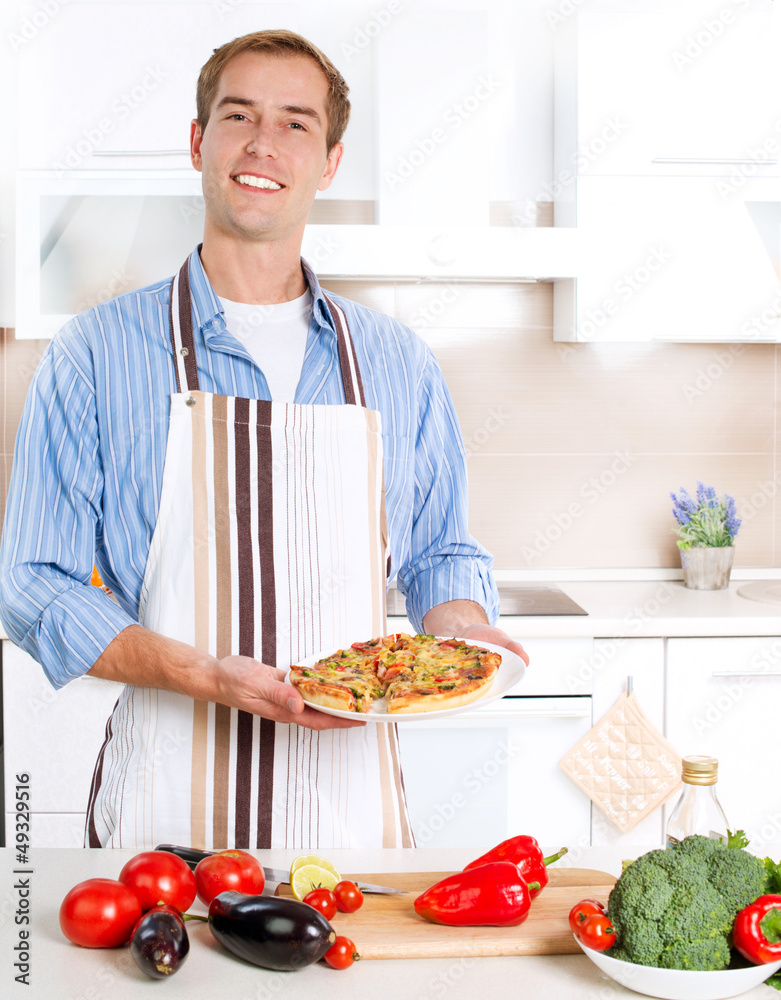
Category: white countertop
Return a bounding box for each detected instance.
[2,845,778,1000]
[387,578,781,639]
[501,580,781,638]
[1,579,779,645]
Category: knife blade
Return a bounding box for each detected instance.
[154,844,408,894]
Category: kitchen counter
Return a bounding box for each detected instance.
[2,845,779,999]
[1,579,779,644]
[393,578,781,639]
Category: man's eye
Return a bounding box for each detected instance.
[288,122,306,130]
[228,113,248,121]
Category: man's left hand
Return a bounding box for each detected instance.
[421,600,529,666]
[455,623,529,666]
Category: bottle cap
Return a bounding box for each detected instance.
[681,755,719,786]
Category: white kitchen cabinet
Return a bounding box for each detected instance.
[666,636,781,845]
[555,9,781,179]
[553,7,781,344]
[2,641,121,847]
[16,2,300,169]
[558,175,781,343]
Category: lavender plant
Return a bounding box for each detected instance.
[670,482,741,549]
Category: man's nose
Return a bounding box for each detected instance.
[246,123,277,155]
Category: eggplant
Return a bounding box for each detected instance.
[130,906,190,979]
[208,892,336,971]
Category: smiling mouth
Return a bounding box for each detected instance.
[233,174,283,190]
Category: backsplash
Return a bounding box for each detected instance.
[2,279,780,569]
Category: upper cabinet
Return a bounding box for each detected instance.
[10,2,781,342]
[554,6,781,343]
[559,9,781,178]
[10,2,577,336]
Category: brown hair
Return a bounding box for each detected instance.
[196,29,350,152]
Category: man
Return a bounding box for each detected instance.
[0,30,526,850]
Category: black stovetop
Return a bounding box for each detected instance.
[386,584,588,617]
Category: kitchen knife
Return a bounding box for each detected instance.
[155,843,408,894]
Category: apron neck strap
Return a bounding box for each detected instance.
[168,257,200,393]
[321,291,366,407]
[168,254,366,406]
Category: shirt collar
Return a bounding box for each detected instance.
[170,245,338,352]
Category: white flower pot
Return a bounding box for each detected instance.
[680,546,735,590]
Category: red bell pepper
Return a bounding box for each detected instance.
[463,835,568,898]
[733,895,781,965]
[414,862,540,927]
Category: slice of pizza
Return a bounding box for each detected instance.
[288,638,391,713]
[385,636,501,714]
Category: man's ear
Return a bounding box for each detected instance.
[318,141,344,192]
[190,119,204,173]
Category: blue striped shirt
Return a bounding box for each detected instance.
[0,247,499,689]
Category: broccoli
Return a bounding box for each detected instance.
[606,835,770,971]
[675,834,769,915]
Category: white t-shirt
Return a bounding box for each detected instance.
[219,289,312,402]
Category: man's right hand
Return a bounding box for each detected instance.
[88,625,365,730]
[213,655,366,730]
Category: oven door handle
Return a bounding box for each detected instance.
[459,708,591,720]
[395,696,592,726]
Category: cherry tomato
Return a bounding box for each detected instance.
[59,878,143,948]
[324,935,360,969]
[194,850,265,906]
[334,880,364,913]
[119,850,197,912]
[304,888,338,920]
[578,913,617,951]
[568,898,607,937]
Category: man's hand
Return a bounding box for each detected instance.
[422,599,530,666]
[212,655,366,730]
[88,625,365,730]
[452,623,529,666]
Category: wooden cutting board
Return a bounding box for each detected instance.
[276,866,616,959]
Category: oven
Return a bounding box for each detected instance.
[390,586,594,850]
[397,695,593,849]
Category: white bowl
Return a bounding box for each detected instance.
[575,938,781,1000]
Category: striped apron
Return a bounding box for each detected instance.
[85,254,414,851]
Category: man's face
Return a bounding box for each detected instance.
[190,51,342,245]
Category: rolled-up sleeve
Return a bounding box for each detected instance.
[394,348,499,632]
[0,335,136,688]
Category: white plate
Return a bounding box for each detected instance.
[576,938,781,1000]
[285,638,526,723]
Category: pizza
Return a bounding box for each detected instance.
[289,633,501,715]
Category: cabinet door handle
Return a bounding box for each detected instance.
[92,149,190,156]
[711,671,781,677]
[652,156,780,165]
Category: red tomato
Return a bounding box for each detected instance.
[324,936,360,969]
[119,851,197,912]
[60,879,143,948]
[194,850,265,905]
[578,913,617,951]
[568,898,607,937]
[334,881,364,913]
[304,888,338,920]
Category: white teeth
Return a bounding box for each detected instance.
[235,174,282,190]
